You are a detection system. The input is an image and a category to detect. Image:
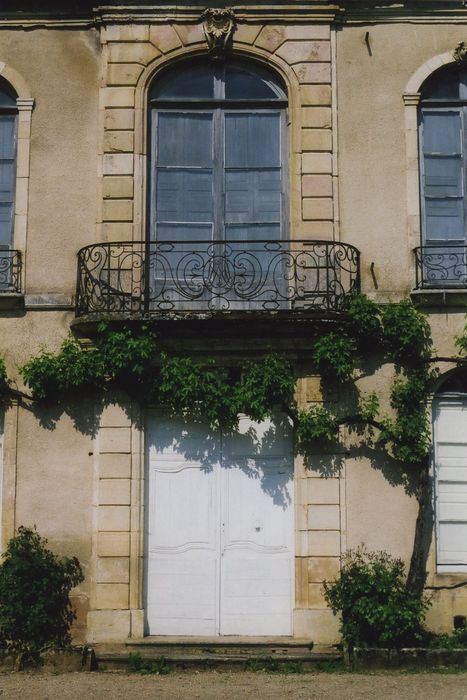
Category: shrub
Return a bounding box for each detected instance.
[428,624,467,650]
[0,526,84,661]
[323,547,430,649]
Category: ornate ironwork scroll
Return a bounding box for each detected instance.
[76,240,360,317]
[200,8,236,60]
[415,246,467,289]
[0,250,22,293]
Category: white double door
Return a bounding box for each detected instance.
[145,412,294,636]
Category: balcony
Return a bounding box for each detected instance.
[75,240,360,322]
[0,250,22,308]
[413,245,467,307]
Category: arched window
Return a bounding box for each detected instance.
[433,370,467,571]
[147,59,288,311]
[419,66,467,285]
[0,78,17,256]
[148,59,287,245]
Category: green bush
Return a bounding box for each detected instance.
[428,625,467,650]
[323,547,430,649]
[0,526,84,660]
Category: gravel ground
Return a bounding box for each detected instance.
[0,671,466,700]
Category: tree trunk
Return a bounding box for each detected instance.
[406,456,433,598]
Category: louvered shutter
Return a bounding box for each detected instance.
[0,115,16,250]
[421,110,464,243]
[224,112,282,242]
[433,397,467,570]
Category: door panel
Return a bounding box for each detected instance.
[146,413,294,636]
[146,416,220,635]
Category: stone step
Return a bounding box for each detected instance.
[93,639,343,672]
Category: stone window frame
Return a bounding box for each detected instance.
[403,52,458,270]
[0,62,34,287]
[132,45,303,250]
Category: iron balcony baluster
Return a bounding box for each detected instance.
[75,240,361,317]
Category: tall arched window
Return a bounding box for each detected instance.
[0,79,17,256]
[149,59,287,244]
[419,66,467,285]
[147,59,288,310]
[433,371,467,572]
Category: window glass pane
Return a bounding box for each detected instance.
[156,169,213,223]
[438,370,467,393]
[425,198,464,240]
[156,224,212,241]
[225,113,280,167]
[0,203,13,247]
[157,113,212,167]
[225,224,281,241]
[150,62,214,100]
[421,68,460,100]
[225,170,281,224]
[0,116,15,159]
[225,65,285,100]
[0,161,15,201]
[423,111,461,154]
[424,156,463,197]
[0,81,16,108]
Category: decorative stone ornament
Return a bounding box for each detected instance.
[454,41,467,65]
[201,8,237,60]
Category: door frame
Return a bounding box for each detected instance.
[143,409,296,637]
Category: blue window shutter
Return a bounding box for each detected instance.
[0,115,16,249]
[155,113,214,241]
[224,112,282,241]
[421,110,464,242]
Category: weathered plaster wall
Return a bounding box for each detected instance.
[0,28,99,294]
[337,22,467,633]
[337,23,467,299]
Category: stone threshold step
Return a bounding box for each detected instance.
[126,636,316,648]
[94,651,343,672]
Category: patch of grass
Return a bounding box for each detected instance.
[313,659,346,673]
[127,652,171,675]
[244,656,303,674]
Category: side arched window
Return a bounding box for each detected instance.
[0,79,17,255]
[419,66,467,285]
[148,59,288,246]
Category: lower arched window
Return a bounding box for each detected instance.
[433,372,467,572]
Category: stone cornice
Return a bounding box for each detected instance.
[1,2,467,29]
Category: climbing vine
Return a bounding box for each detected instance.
[15,296,467,598]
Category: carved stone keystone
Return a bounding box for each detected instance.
[200,8,237,60]
[454,41,467,65]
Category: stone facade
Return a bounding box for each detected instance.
[0,1,466,645]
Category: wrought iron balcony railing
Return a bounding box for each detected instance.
[414,245,467,289]
[0,249,22,294]
[76,240,360,318]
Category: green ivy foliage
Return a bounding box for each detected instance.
[0,356,7,387]
[312,331,355,381]
[348,293,383,349]
[323,547,430,649]
[0,526,84,661]
[21,339,102,400]
[18,296,448,465]
[381,300,432,366]
[455,320,467,356]
[296,404,338,447]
